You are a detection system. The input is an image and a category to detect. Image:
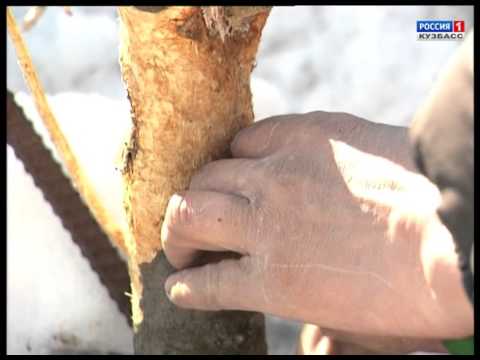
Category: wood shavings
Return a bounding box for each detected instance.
[202,6,230,42]
[201,6,272,42]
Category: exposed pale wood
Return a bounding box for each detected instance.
[118,5,270,354]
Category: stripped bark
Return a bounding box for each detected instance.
[118,6,270,354]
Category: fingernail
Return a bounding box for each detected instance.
[165,275,178,299]
[165,274,191,304]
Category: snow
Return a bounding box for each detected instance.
[7,5,473,355]
[7,143,132,355]
[12,92,132,239]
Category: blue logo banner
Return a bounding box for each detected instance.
[417,20,453,32]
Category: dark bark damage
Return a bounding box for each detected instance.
[135,252,267,354]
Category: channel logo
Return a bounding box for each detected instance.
[417,20,465,40]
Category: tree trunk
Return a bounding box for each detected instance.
[117,6,270,354]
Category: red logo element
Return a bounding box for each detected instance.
[454,20,465,32]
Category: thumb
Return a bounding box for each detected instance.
[165,256,264,312]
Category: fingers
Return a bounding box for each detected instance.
[230,115,296,158]
[161,191,253,269]
[297,324,334,355]
[231,111,347,159]
[165,256,264,312]
[190,158,258,197]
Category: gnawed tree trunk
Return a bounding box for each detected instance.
[118,6,271,354]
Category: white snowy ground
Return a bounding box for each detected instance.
[7,6,473,355]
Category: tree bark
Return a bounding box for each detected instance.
[117,6,270,354]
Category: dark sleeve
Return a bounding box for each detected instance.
[409,32,474,305]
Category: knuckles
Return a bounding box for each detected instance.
[189,162,215,189]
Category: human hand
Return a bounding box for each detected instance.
[161,111,473,339]
[296,323,446,355]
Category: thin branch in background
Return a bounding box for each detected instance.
[22,6,46,31]
[63,7,73,16]
[6,7,128,255]
[22,6,73,32]
[7,90,132,325]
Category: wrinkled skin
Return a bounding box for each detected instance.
[161,112,473,348]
